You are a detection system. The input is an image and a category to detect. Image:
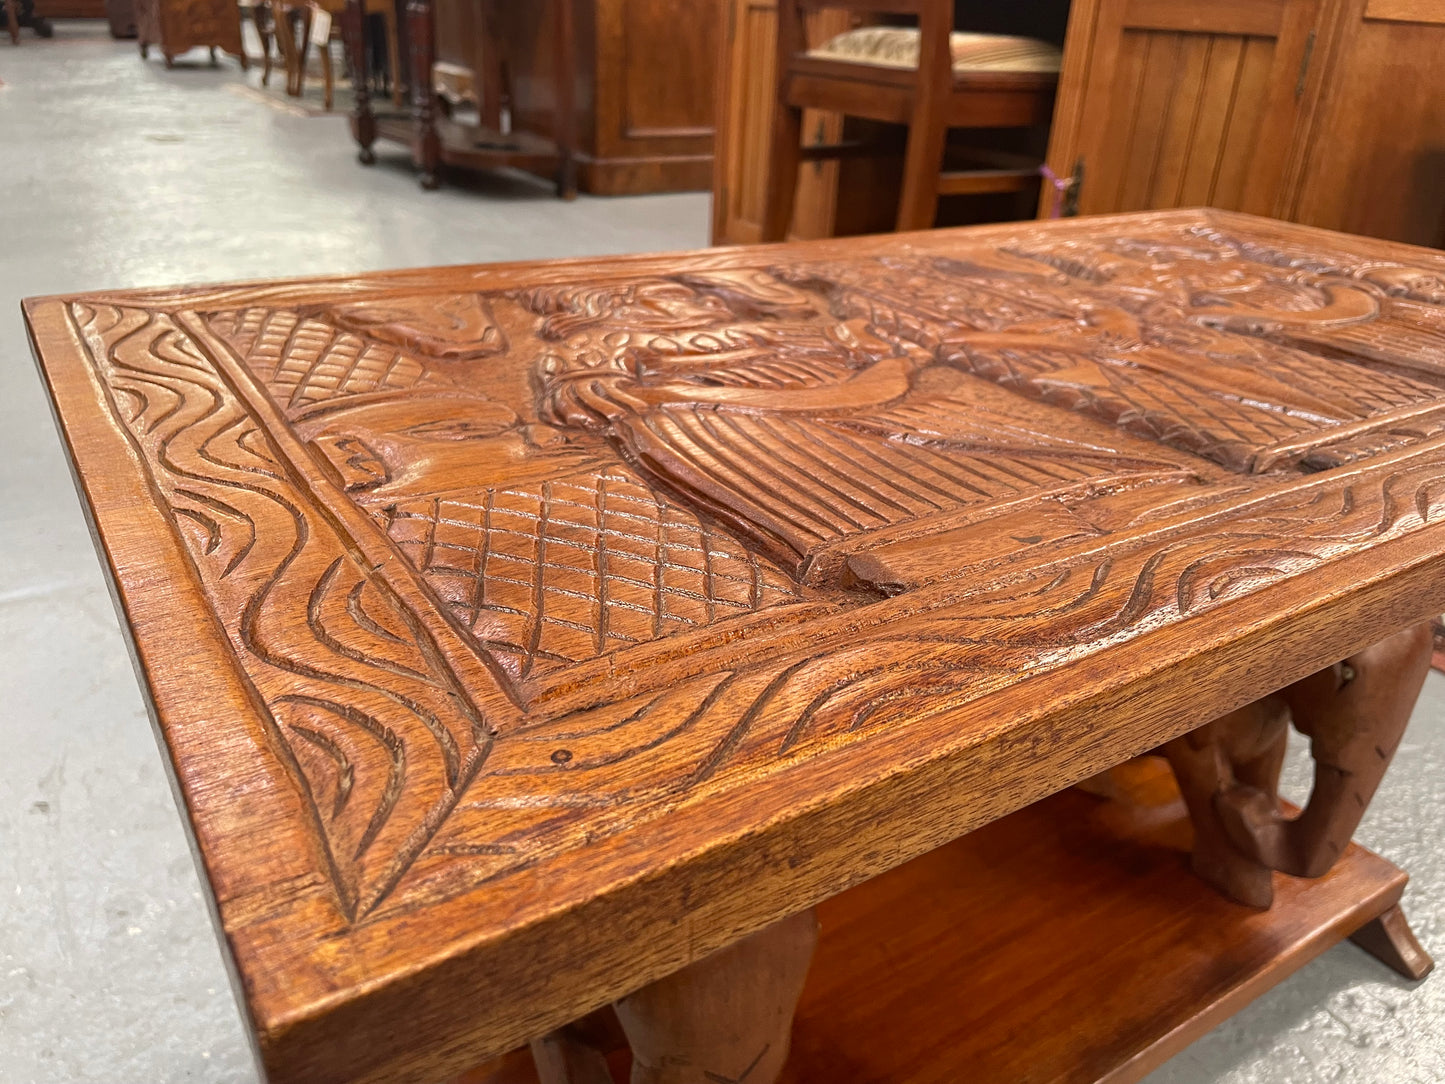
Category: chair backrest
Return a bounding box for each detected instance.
[777,0,956,93]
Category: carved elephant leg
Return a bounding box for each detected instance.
[1167,621,1433,915]
[530,1007,625,1084]
[610,909,818,1084]
[1163,697,1290,908]
[1214,621,1433,880]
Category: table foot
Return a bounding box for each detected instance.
[610,909,818,1084]
[1349,903,1435,980]
[1165,621,1433,907]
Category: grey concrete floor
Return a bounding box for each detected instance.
[0,24,1440,1084]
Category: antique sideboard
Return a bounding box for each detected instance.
[24,210,1439,1083]
[134,0,244,67]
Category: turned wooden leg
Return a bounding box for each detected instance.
[1349,903,1435,980]
[611,909,818,1084]
[405,0,440,189]
[342,0,376,164]
[1167,621,1433,908]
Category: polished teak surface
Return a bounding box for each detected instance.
[24,210,1445,1084]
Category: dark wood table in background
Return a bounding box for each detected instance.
[347,0,721,196]
[23,210,1440,1084]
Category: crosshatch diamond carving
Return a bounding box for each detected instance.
[212,307,444,412]
[379,468,802,679]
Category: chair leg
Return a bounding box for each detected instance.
[257,3,273,86]
[274,7,299,94]
[762,101,804,243]
[295,11,310,96]
[320,33,333,110]
[895,120,947,232]
[894,3,952,233]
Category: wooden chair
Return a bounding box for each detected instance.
[264,0,395,111]
[763,0,1061,240]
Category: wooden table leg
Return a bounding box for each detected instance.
[342,0,376,164]
[1165,621,1433,923]
[405,0,440,189]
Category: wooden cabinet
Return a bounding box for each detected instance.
[134,0,242,64]
[1048,0,1323,218]
[1285,0,1445,244]
[442,0,722,195]
[712,0,854,243]
[588,0,719,192]
[1044,0,1445,246]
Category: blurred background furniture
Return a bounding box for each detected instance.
[1044,0,1445,247]
[32,0,105,19]
[762,0,1060,240]
[717,0,1445,248]
[3,0,56,38]
[135,0,245,66]
[266,0,343,107]
[348,0,721,195]
[714,0,1070,243]
[105,0,136,36]
[347,0,578,194]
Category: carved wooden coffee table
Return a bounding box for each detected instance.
[24,210,1441,1084]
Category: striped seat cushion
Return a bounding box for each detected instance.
[807,27,1062,74]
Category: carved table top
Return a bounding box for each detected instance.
[24,209,1445,1084]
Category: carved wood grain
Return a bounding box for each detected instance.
[24,208,1445,1084]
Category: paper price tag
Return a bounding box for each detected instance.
[310,4,332,41]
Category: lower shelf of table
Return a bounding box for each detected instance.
[369,114,562,177]
[458,757,1418,1084]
